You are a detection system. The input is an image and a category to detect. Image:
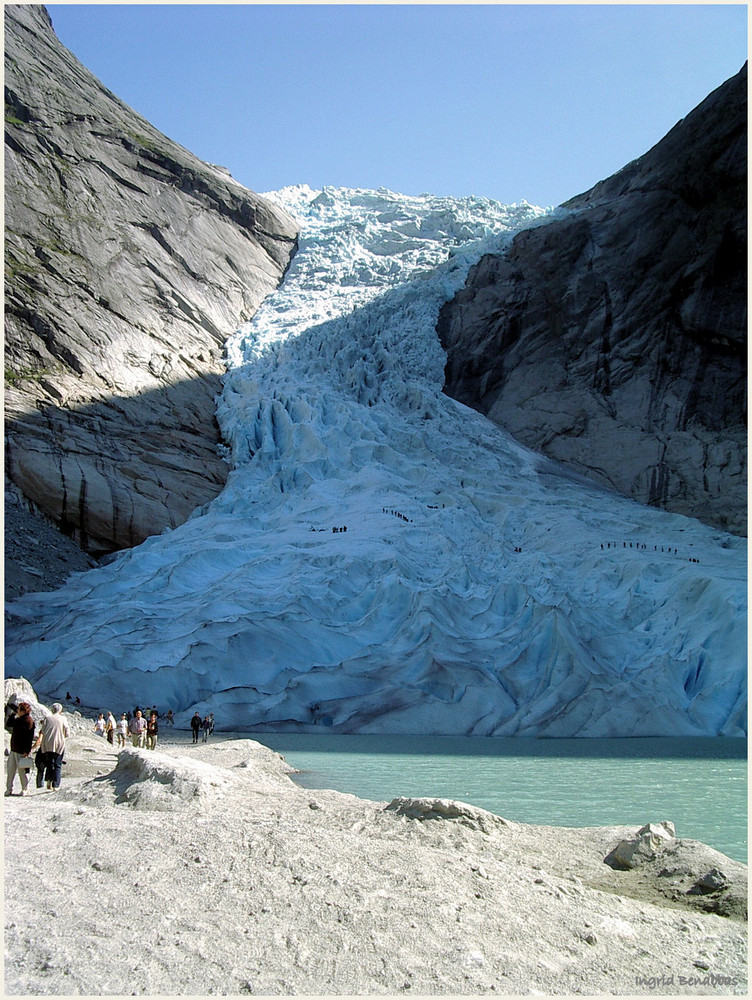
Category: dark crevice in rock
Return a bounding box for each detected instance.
[138,223,205,283]
[94,159,151,195]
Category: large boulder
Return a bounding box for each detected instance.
[438,66,746,535]
[4,4,298,556]
[607,821,677,870]
[603,821,747,921]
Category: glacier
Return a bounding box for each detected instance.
[5,185,747,737]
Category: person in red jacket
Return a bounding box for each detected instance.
[5,701,35,796]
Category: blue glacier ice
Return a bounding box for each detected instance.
[5,186,747,737]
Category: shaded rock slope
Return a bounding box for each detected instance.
[4,476,96,604]
[4,3,298,561]
[438,66,747,535]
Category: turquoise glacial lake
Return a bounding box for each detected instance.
[248,734,747,863]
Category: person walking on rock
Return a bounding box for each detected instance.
[190,712,202,744]
[94,713,106,738]
[201,715,211,742]
[146,712,159,750]
[34,703,69,791]
[105,712,116,745]
[116,713,128,749]
[5,701,35,796]
[129,710,146,748]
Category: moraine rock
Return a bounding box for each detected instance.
[384,796,510,834]
[607,821,677,870]
[438,66,747,536]
[4,4,298,559]
[602,823,747,921]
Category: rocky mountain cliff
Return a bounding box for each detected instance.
[4,4,298,561]
[438,66,747,535]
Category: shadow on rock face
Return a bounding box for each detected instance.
[5,374,229,558]
[438,65,748,536]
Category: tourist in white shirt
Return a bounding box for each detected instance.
[116,713,128,748]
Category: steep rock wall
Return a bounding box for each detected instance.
[437,66,747,535]
[4,4,298,556]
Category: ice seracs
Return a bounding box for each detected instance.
[5,186,746,738]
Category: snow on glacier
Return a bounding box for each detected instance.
[5,185,747,737]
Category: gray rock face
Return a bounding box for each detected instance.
[4,476,96,606]
[4,4,298,556]
[438,66,746,535]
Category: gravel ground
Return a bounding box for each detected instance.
[3,705,747,997]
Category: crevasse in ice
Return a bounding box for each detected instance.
[5,186,746,737]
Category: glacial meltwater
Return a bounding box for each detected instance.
[249,734,747,863]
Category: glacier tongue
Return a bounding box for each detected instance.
[5,186,746,737]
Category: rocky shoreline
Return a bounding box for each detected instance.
[4,685,747,996]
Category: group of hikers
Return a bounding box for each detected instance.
[94,707,215,747]
[93,706,174,750]
[190,711,215,743]
[599,542,696,560]
[5,697,69,796]
[6,693,219,796]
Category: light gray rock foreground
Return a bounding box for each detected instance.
[3,733,746,995]
[3,676,92,736]
[4,4,298,557]
[438,65,747,536]
[3,675,46,715]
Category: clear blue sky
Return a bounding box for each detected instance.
[46,3,747,208]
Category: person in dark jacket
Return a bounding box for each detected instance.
[190,712,202,744]
[5,701,35,796]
